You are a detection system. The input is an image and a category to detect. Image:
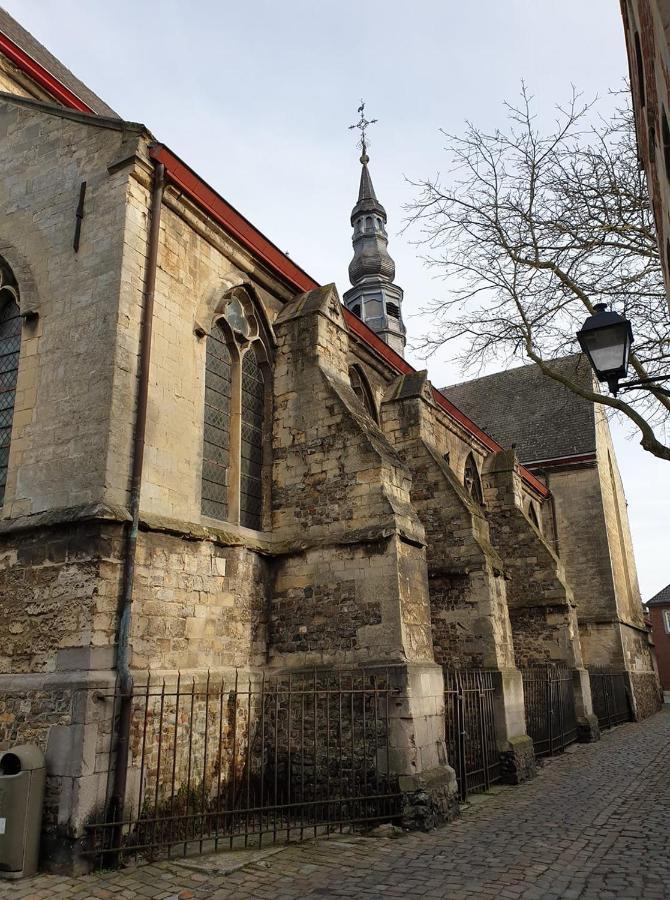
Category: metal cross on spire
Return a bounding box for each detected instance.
[349,100,377,165]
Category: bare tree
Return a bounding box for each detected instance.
[405,85,670,460]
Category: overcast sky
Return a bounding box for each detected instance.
[7,0,668,599]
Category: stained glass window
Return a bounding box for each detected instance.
[240,347,265,530]
[0,260,20,508]
[201,323,232,520]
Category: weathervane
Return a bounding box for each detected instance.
[349,100,377,165]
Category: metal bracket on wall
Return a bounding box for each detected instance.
[73,181,87,252]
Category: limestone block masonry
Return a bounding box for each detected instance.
[0,63,659,872]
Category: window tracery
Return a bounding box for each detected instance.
[201,290,270,530]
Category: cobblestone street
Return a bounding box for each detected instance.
[4,708,669,900]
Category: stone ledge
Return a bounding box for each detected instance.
[0,502,131,536]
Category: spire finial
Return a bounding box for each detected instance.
[349,100,377,165]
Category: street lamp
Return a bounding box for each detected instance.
[577,303,669,396]
[576,303,633,395]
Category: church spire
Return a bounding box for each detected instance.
[343,102,406,356]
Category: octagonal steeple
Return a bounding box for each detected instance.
[343,106,406,356]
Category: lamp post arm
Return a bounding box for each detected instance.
[618,375,670,398]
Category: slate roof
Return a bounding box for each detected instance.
[647,583,670,606]
[0,6,119,117]
[442,354,597,465]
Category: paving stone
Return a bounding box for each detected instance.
[2,711,670,898]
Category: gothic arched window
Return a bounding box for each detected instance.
[0,258,20,507]
[349,364,378,423]
[201,289,271,530]
[464,453,483,505]
[202,322,232,521]
[240,347,265,530]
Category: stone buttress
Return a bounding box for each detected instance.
[483,450,600,742]
[381,372,535,783]
[270,284,458,825]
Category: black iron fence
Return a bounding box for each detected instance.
[521,665,577,758]
[588,668,632,729]
[86,669,402,867]
[443,668,501,800]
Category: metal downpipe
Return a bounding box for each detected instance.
[107,160,165,845]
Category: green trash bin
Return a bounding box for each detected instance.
[0,745,45,879]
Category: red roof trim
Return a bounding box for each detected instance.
[0,32,93,113]
[1,43,547,499]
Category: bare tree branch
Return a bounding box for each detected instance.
[404,85,670,460]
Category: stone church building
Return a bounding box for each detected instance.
[0,9,660,868]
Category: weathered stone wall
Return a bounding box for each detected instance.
[0,96,140,518]
[535,407,660,714]
[0,515,124,674]
[380,375,516,671]
[620,623,663,718]
[594,409,646,629]
[111,178,287,522]
[483,450,584,669]
[270,285,434,668]
[541,463,616,623]
[130,529,270,672]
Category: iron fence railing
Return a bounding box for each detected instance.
[588,668,632,729]
[443,668,501,800]
[85,669,402,867]
[521,665,577,758]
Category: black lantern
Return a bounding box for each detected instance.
[577,303,634,395]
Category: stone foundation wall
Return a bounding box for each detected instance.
[509,605,582,667]
[628,671,663,720]
[270,543,384,658]
[0,514,124,674]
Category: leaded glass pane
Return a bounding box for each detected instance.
[201,324,231,520]
[0,284,20,507]
[240,347,264,530]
